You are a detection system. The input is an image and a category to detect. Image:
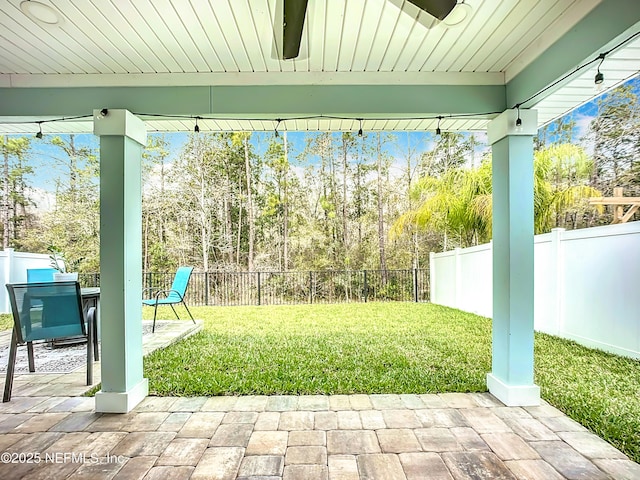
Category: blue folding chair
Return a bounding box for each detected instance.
[4,282,96,402]
[20,268,58,367]
[26,268,57,283]
[143,266,195,333]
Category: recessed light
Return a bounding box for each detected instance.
[20,1,63,26]
[442,2,472,27]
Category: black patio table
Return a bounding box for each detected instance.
[51,287,100,360]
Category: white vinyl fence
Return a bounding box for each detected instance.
[0,248,51,313]
[430,222,640,359]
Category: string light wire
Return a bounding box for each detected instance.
[512,30,640,109]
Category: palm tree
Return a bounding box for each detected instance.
[391,144,602,248]
[533,143,602,232]
[391,159,492,248]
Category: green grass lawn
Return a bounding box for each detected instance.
[144,302,640,462]
[144,303,492,395]
[535,333,640,463]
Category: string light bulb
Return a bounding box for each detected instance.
[435,116,442,138]
[357,119,363,137]
[35,121,43,139]
[194,117,200,133]
[594,53,605,91]
[99,108,108,117]
[515,105,523,131]
[274,118,282,138]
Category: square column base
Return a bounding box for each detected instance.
[95,378,148,413]
[487,373,540,406]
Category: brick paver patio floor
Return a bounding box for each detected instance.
[0,322,639,479]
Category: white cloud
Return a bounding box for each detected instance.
[574,113,594,138]
[573,113,596,155]
[143,161,176,195]
[26,186,55,213]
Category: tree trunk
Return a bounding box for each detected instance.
[160,158,166,242]
[2,137,10,249]
[236,179,243,267]
[200,185,210,271]
[356,162,362,245]
[201,223,209,271]
[143,212,149,272]
[342,134,348,258]
[244,135,255,271]
[196,138,210,271]
[69,134,77,196]
[222,151,234,266]
[224,195,233,264]
[13,154,25,243]
[283,132,289,271]
[376,133,387,272]
[404,132,418,269]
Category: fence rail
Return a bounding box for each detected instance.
[79,269,430,306]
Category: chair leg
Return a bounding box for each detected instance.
[152,303,158,333]
[86,308,94,386]
[93,308,99,361]
[3,331,19,402]
[169,304,180,320]
[182,301,196,324]
[27,341,35,372]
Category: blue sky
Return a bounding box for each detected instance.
[542,75,639,145]
[26,129,461,190]
[17,75,640,192]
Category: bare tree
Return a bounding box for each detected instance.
[1,136,32,248]
[243,134,255,271]
[376,133,387,271]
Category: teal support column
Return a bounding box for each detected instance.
[486,109,540,406]
[93,109,148,413]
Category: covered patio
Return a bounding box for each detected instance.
[1,0,640,477]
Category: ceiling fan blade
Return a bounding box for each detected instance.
[405,0,457,20]
[283,0,309,60]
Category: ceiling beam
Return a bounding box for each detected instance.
[0,84,506,119]
[0,71,504,88]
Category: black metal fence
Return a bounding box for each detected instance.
[79,269,430,306]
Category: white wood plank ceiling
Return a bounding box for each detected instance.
[535,35,640,126]
[0,0,637,133]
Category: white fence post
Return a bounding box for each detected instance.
[429,252,435,304]
[550,228,565,335]
[3,248,14,312]
[454,247,462,310]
